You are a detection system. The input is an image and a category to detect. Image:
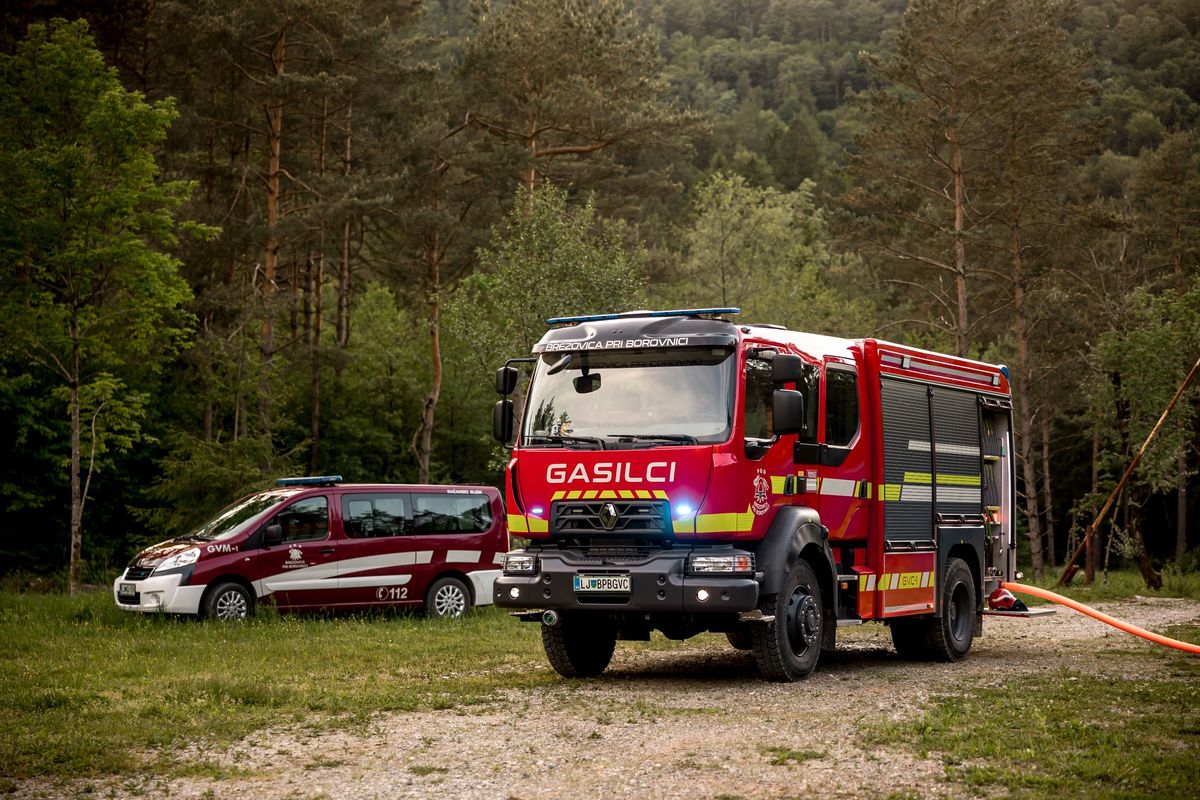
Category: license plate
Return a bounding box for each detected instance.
[118,583,135,597]
[573,574,631,593]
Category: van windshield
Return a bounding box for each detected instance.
[521,347,735,448]
[181,491,294,542]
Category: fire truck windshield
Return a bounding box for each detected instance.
[522,347,735,448]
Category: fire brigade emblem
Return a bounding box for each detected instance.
[751,473,771,516]
[599,502,619,530]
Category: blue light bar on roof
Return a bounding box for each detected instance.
[545,307,741,325]
[275,475,343,487]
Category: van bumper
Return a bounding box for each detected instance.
[112,571,205,615]
[493,548,759,613]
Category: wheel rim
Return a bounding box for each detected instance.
[786,587,820,655]
[434,584,466,618]
[215,589,247,620]
[948,580,970,642]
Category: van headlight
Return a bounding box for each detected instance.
[154,547,200,573]
[503,552,538,575]
[687,553,755,576]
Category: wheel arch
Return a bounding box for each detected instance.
[201,574,258,603]
[427,569,476,605]
[751,505,837,605]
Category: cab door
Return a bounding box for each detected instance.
[256,495,339,609]
[816,361,868,542]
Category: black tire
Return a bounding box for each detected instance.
[425,576,471,619]
[202,581,255,621]
[928,557,976,661]
[541,614,616,678]
[752,559,824,681]
[888,557,976,662]
[725,629,754,651]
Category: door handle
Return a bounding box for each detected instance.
[320,547,335,555]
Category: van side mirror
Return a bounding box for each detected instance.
[493,399,514,443]
[264,523,283,547]
[772,354,804,384]
[495,366,518,395]
[772,389,806,436]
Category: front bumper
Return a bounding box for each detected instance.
[112,570,205,615]
[493,548,759,613]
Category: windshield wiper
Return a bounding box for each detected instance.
[177,533,214,542]
[607,434,699,445]
[524,434,607,450]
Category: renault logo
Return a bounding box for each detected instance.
[599,502,619,530]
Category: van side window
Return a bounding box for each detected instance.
[343,494,408,538]
[411,493,492,534]
[276,496,329,543]
[825,368,859,446]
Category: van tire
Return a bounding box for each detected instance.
[425,576,470,619]
[541,614,616,678]
[202,582,255,621]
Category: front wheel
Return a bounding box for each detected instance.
[541,614,616,678]
[752,559,824,681]
[425,576,471,619]
[202,581,255,621]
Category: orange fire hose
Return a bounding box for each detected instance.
[1002,582,1200,655]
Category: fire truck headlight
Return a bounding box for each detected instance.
[503,553,538,575]
[154,547,200,573]
[673,502,694,518]
[687,553,755,576]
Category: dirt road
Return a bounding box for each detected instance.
[30,597,1200,800]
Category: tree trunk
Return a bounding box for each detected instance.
[1177,447,1189,561]
[308,254,323,474]
[1041,415,1056,567]
[68,335,82,596]
[1086,427,1099,584]
[949,129,970,357]
[260,26,286,431]
[336,102,353,354]
[1011,221,1043,578]
[412,236,443,483]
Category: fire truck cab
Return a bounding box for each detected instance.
[493,308,1016,681]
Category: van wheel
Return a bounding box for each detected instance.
[541,613,616,678]
[426,576,470,619]
[752,559,823,681]
[203,582,255,621]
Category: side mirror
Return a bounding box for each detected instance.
[495,366,519,396]
[264,523,283,547]
[772,354,804,384]
[493,399,514,443]
[772,389,806,436]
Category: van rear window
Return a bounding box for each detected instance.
[411,493,492,534]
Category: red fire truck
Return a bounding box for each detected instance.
[491,308,1016,681]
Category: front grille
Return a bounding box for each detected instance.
[551,500,670,536]
[124,566,154,580]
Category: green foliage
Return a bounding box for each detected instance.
[447,184,646,371]
[675,172,875,335]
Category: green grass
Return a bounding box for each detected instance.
[1024,567,1200,604]
[872,629,1200,800]
[0,591,552,779]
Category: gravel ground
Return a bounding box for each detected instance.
[19,596,1200,800]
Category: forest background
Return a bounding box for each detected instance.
[1,0,1197,593]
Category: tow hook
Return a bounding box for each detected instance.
[542,609,560,627]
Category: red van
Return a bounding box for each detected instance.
[112,477,506,620]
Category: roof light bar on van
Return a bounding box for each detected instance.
[545,307,741,325]
[275,475,343,487]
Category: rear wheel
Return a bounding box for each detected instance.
[725,629,753,651]
[202,582,255,621]
[425,576,471,619]
[889,557,976,662]
[752,559,823,681]
[541,614,616,678]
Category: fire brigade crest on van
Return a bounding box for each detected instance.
[752,470,770,516]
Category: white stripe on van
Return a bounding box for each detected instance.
[337,575,413,588]
[446,550,481,564]
[261,550,436,593]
